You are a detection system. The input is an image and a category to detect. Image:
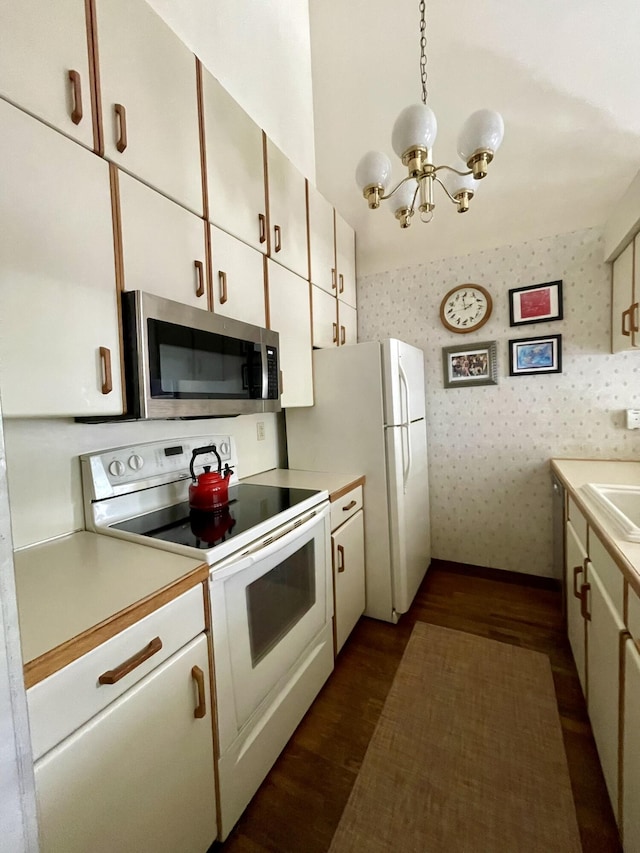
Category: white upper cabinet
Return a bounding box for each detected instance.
[210,225,266,327]
[611,238,639,353]
[202,69,267,254]
[308,184,336,295]
[338,301,358,347]
[118,171,208,309]
[267,260,313,408]
[94,0,202,215]
[312,285,338,349]
[0,0,94,149]
[335,212,357,310]
[266,139,308,280]
[0,100,122,417]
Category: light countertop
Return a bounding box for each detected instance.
[551,458,640,596]
[242,469,365,502]
[14,531,207,685]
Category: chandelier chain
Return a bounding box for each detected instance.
[419,0,428,105]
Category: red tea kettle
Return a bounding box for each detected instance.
[188,444,234,511]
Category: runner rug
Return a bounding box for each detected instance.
[329,622,581,853]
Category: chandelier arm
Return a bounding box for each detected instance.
[434,164,474,178]
[379,174,418,201]
[433,176,462,205]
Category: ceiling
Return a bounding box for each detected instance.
[308,0,640,276]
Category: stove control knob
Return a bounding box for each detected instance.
[108,460,126,478]
[128,454,144,471]
[219,441,230,456]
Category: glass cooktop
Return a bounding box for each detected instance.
[111,483,320,550]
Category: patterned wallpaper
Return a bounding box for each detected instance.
[357,226,640,577]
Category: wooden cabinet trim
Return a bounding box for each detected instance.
[618,629,632,828]
[195,58,209,223]
[328,477,366,503]
[108,162,127,406]
[85,0,102,154]
[262,130,271,257]
[23,565,209,688]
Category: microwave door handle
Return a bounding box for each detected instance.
[260,343,269,399]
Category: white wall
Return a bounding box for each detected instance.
[358,226,640,576]
[146,0,316,180]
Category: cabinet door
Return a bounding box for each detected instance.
[565,521,587,693]
[202,70,267,253]
[34,635,216,853]
[335,212,357,309]
[95,0,202,215]
[0,99,122,417]
[119,171,208,309]
[267,261,313,408]
[338,301,358,347]
[210,225,266,327]
[0,0,94,149]
[308,184,336,294]
[611,241,637,353]
[586,563,626,817]
[266,139,308,279]
[332,510,366,654]
[312,285,338,349]
[623,637,640,852]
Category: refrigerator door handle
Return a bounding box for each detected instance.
[398,361,410,426]
[401,423,411,493]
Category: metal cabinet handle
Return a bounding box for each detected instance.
[274,224,282,253]
[332,322,338,343]
[572,564,583,599]
[580,582,591,621]
[340,325,346,345]
[98,636,163,685]
[337,544,345,573]
[68,70,83,124]
[191,666,207,718]
[219,270,228,304]
[194,260,205,297]
[331,268,337,290]
[99,346,113,395]
[114,103,128,153]
[259,213,267,244]
[343,500,357,511]
[339,273,344,294]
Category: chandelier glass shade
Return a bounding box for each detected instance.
[355,2,504,228]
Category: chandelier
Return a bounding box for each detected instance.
[355,0,504,228]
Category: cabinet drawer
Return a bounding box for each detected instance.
[629,587,640,640]
[331,486,363,531]
[567,495,588,552]
[28,584,205,760]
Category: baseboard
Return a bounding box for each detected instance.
[430,559,561,591]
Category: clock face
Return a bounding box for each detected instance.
[440,284,493,334]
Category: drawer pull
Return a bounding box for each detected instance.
[340,325,346,345]
[274,224,282,253]
[339,273,344,294]
[572,564,583,599]
[99,346,113,395]
[192,666,207,718]
[337,544,345,573]
[343,500,357,511]
[580,583,591,622]
[98,636,163,685]
[219,270,228,304]
[259,213,267,244]
[332,322,338,344]
[194,260,205,297]
[331,268,337,290]
[114,103,128,153]
[68,69,83,124]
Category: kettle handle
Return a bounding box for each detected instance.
[189,444,222,481]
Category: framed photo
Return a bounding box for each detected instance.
[508,280,563,326]
[442,341,498,389]
[508,334,562,376]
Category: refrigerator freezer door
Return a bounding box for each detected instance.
[385,418,431,614]
[382,339,426,426]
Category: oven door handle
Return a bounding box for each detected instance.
[210,504,329,580]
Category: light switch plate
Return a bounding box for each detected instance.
[626,409,640,429]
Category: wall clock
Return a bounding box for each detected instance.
[439,284,493,334]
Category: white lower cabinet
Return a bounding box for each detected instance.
[0,99,122,417]
[623,637,640,852]
[210,225,266,327]
[34,634,216,853]
[565,520,587,692]
[267,260,313,408]
[332,508,365,654]
[118,170,208,308]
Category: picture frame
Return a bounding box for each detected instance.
[442,341,498,389]
[508,280,563,326]
[508,334,562,376]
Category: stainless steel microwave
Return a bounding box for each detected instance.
[122,291,280,419]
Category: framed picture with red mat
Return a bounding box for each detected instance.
[509,280,563,327]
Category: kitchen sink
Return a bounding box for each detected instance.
[580,483,640,542]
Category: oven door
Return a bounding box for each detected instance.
[210,505,332,750]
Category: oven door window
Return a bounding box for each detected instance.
[246,540,315,667]
[147,318,263,400]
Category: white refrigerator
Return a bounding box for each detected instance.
[286,339,431,623]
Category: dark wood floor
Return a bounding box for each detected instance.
[212,560,622,853]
